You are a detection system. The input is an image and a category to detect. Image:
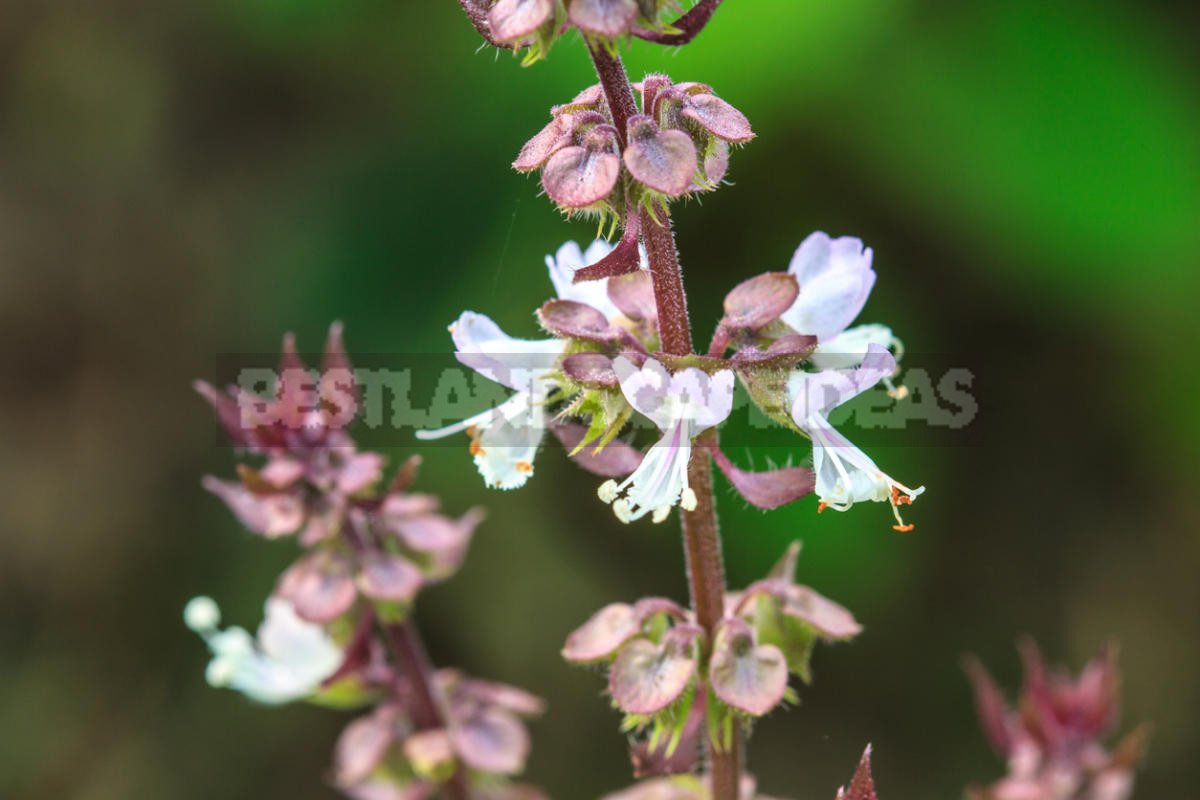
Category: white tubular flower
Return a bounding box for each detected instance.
[416,311,562,490]
[780,232,876,342]
[421,240,642,490]
[599,357,735,524]
[788,344,924,530]
[184,596,343,705]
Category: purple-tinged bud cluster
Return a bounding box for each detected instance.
[964,641,1147,800]
[189,325,544,800]
[515,77,752,221]
[562,543,858,777]
[334,670,546,799]
[472,0,722,62]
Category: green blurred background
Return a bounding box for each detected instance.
[2,1,1198,797]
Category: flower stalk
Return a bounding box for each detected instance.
[587,44,738,800]
[382,620,471,800]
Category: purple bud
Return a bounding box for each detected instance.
[488,0,555,43]
[623,116,698,197]
[451,706,531,775]
[835,746,879,800]
[356,551,423,603]
[276,550,358,623]
[708,446,814,510]
[568,0,639,37]
[387,512,474,557]
[514,115,574,173]
[708,617,788,716]
[550,422,644,479]
[560,353,619,388]
[402,729,455,779]
[609,636,697,715]
[630,690,702,777]
[721,272,799,331]
[338,452,386,495]
[607,270,657,322]
[537,298,620,342]
[541,128,622,208]
[322,320,360,414]
[963,655,1014,756]
[553,84,604,114]
[680,91,755,143]
[562,602,641,664]
[639,74,673,118]
[782,585,862,640]
[202,476,304,538]
[334,706,399,787]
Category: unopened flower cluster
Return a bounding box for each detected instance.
[965,642,1147,800]
[188,325,544,799]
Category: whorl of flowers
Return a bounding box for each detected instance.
[188,325,544,800]
[964,641,1148,800]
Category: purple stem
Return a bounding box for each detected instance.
[632,0,725,46]
[587,43,740,800]
[382,620,471,800]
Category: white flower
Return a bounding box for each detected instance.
[788,344,924,530]
[419,240,643,489]
[184,595,343,705]
[780,232,876,341]
[599,357,735,523]
[416,311,561,489]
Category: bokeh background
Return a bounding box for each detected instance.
[2,1,1198,798]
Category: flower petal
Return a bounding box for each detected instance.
[560,352,619,388]
[567,0,639,37]
[624,117,698,197]
[609,636,698,715]
[537,298,621,342]
[562,602,640,664]
[546,239,622,317]
[721,272,799,331]
[335,706,399,786]
[680,92,755,143]
[607,269,657,322]
[542,129,622,208]
[708,618,788,717]
[514,115,575,172]
[449,311,562,392]
[451,707,530,775]
[202,476,304,538]
[488,0,555,43]
[783,232,875,341]
[276,550,358,623]
[788,343,896,420]
[356,551,423,603]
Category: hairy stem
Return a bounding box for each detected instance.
[382,620,470,800]
[587,44,738,800]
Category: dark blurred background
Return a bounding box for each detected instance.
[2,1,1198,798]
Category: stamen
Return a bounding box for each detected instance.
[892,523,915,533]
[680,488,697,511]
[597,480,619,504]
[817,501,828,513]
[652,505,671,523]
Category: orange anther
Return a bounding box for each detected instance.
[892,523,915,533]
[817,501,828,514]
[469,439,484,457]
[516,460,533,474]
